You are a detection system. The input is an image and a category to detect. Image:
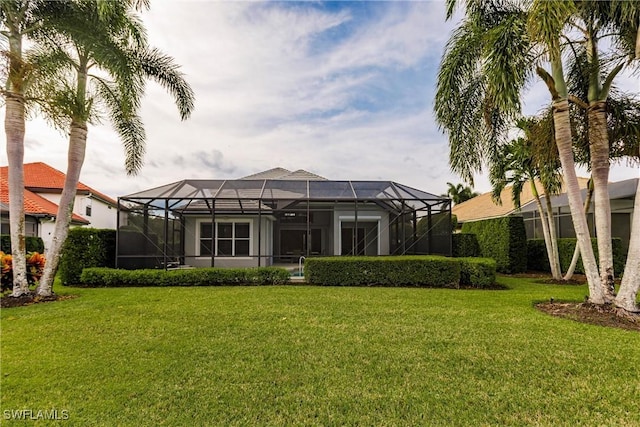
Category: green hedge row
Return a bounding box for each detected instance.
[0,235,45,254]
[452,233,480,257]
[461,217,527,274]
[304,256,496,288]
[59,228,116,285]
[79,267,290,287]
[527,238,626,275]
[458,257,497,288]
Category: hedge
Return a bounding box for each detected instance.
[59,228,116,285]
[304,256,496,288]
[452,233,480,257]
[461,217,527,274]
[527,238,626,275]
[79,267,291,287]
[0,235,45,254]
[458,257,497,288]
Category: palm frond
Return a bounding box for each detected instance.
[96,79,146,175]
[137,47,195,120]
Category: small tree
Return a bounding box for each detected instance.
[34,1,194,296]
[443,182,479,205]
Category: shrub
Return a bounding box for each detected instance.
[59,228,116,285]
[527,238,626,275]
[452,233,480,257]
[458,257,496,288]
[79,267,290,287]
[0,251,46,292]
[304,256,461,287]
[0,235,45,254]
[461,217,527,274]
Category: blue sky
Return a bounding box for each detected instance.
[3,1,638,198]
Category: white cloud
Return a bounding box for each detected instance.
[2,0,638,200]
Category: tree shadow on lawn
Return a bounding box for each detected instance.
[536,300,639,332]
[511,273,638,332]
[1,293,77,309]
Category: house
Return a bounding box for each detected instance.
[116,168,452,269]
[452,177,637,251]
[0,162,118,250]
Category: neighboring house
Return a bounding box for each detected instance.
[0,162,118,250]
[452,177,637,251]
[117,168,452,269]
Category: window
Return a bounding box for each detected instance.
[199,221,251,257]
[85,205,92,217]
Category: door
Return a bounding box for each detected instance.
[341,221,378,256]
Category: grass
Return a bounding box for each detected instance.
[1,277,639,426]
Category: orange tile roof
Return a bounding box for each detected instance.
[0,174,89,224]
[0,162,116,205]
[452,177,591,223]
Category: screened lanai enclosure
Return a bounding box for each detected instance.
[116,176,452,269]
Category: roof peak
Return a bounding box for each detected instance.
[240,167,327,181]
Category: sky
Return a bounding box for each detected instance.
[2,0,639,199]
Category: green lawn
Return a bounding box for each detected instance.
[1,278,638,426]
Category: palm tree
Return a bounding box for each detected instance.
[437,0,605,303]
[564,1,640,298]
[489,117,563,280]
[615,4,640,312]
[2,0,35,296]
[444,182,479,205]
[438,0,640,307]
[34,0,194,296]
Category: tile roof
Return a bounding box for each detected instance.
[241,167,327,181]
[0,162,117,206]
[0,174,89,224]
[453,177,591,223]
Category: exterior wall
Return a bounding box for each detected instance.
[39,193,117,229]
[84,196,117,229]
[183,215,274,268]
[1,216,39,238]
[39,219,57,250]
[522,208,632,252]
[181,206,390,267]
[332,207,390,256]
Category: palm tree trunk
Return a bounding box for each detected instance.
[36,121,88,296]
[588,101,615,301]
[543,190,562,279]
[5,93,30,296]
[615,10,640,312]
[564,179,594,281]
[531,182,560,279]
[4,23,29,297]
[614,179,640,312]
[552,99,604,303]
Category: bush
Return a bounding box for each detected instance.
[452,233,480,257]
[461,217,527,274]
[304,256,461,287]
[527,238,626,275]
[0,235,45,254]
[0,251,46,292]
[458,257,496,288]
[59,228,116,286]
[79,267,290,287]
